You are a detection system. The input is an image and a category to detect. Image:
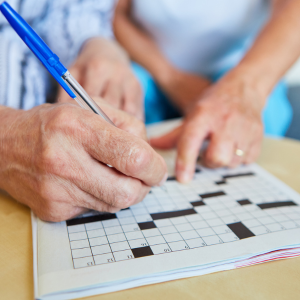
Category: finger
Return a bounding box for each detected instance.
[176,118,210,183]
[82,64,109,97]
[149,125,183,149]
[70,154,151,209]
[102,81,123,109]
[94,98,147,140]
[122,79,144,121]
[76,108,168,186]
[204,128,235,169]
[244,139,262,164]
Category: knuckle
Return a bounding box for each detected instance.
[111,178,141,209]
[125,145,152,176]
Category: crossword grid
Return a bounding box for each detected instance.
[66,167,300,269]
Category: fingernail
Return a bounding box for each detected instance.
[177,170,192,183]
[158,172,168,186]
[218,147,232,165]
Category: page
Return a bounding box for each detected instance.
[33,161,300,299]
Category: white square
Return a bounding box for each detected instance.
[186,238,205,248]
[202,235,222,246]
[107,233,126,243]
[114,250,134,261]
[72,247,92,259]
[257,217,275,225]
[142,228,161,237]
[146,235,166,246]
[196,227,216,237]
[116,210,133,218]
[147,206,165,213]
[94,253,115,265]
[131,207,148,215]
[70,239,90,250]
[164,233,183,243]
[110,241,130,252]
[266,223,284,232]
[175,223,193,232]
[272,214,289,222]
[180,230,199,240]
[191,220,209,230]
[221,215,240,224]
[215,209,232,218]
[219,232,238,242]
[159,225,178,235]
[118,217,136,225]
[69,231,87,241]
[125,231,144,240]
[91,244,111,255]
[242,219,261,228]
[206,218,223,227]
[135,214,153,223]
[89,236,108,247]
[154,219,173,227]
[122,223,140,232]
[170,216,188,225]
[200,212,218,220]
[288,213,300,220]
[67,224,85,233]
[73,256,94,268]
[85,222,103,231]
[250,226,268,235]
[150,243,172,254]
[185,214,203,222]
[87,229,105,239]
[128,238,148,249]
[169,241,189,251]
[280,221,298,229]
[212,225,231,235]
[102,219,120,228]
[235,212,253,221]
[104,225,123,235]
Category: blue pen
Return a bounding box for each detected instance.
[0,1,115,126]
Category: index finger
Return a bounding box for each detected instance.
[176,116,210,183]
[76,108,168,187]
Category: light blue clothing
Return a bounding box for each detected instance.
[132,62,292,137]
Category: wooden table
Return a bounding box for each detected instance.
[1,137,300,300]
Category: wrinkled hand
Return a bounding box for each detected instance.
[158,67,211,113]
[0,100,167,222]
[58,38,144,120]
[150,74,264,182]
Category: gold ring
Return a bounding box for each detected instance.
[235,149,244,157]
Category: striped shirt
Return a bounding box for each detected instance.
[0,0,115,109]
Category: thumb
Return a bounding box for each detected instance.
[149,125,182,149]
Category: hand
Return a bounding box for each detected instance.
[57,38,144,120]
[150,73,264,182]
[157,67,211,113]
[0,100,167,222]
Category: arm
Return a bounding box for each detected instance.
[151,0,300,182]
[113,0,210,113]
[227,0,300,102]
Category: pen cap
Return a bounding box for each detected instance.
[0,1,76,98]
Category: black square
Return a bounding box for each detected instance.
[138,221,157,230]
[190,200,205,207]
[132,246,154,258]
[237,199,252,206]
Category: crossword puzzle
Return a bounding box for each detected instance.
[66,166,300,269]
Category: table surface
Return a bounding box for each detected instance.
[1,137,300,300]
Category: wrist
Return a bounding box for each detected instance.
[81,37,130,65]
[226,63,274,102]
[0,107,22,190]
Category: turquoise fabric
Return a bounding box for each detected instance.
[132,62,292,137]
